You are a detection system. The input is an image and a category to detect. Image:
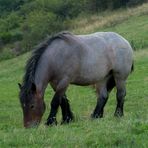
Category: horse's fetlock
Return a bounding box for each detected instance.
[91,112,103,119]
[114,108,123,117]
[46,117,57,126]
[61,116,73,124]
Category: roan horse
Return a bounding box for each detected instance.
[18,31,134,128]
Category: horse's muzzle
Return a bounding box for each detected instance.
[24,121,40,128]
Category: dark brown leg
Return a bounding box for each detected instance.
[60,95,74,124]
[114,79,126,117]
[46,78,70,125]
[46,92,60,125]
[91,84,108,118]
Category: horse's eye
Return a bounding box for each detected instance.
[30,104,35,109]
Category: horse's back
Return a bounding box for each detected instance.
[77,32,133,78]
[42,32,133,85]
[100,32,133,77]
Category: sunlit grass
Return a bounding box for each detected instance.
[0,47,148,147]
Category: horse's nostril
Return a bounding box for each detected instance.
[24,121,39,128]
[30,121,39,128]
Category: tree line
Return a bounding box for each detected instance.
[0,0,147,54]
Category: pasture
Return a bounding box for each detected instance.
[0,47,148,148]
[0,5,148,147]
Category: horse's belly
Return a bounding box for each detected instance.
[71,49,109,85]
[71,77,100,85]
[71,64,109,85]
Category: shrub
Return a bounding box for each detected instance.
[21,10,65,51]
[0,31,23,45]
[0,0,29,15]
[127,0,148,7]
[11,31,23,42]
[0,47,15,61]
[0,32,12,44]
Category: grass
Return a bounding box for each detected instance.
[99,15,148,50]
[0,48,148,147]
[72,3,148,50]
[72,3,148,34]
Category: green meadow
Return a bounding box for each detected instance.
[0,5,148,148]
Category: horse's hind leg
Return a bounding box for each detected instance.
[91,82,108,118]
[60,95,74,124]
[114,77,126,117]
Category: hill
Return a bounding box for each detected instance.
[0,2,148,61]
[72,3,148,50]
[0,47,148,147]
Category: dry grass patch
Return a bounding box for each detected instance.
[72,3,148,34]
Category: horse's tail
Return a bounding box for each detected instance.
[131,61,134,73]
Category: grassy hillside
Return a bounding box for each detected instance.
[73,3,148,50]
[0,4,148,147]
[0,3,148,61]
[0,48,148,147]
[100,15,148,50]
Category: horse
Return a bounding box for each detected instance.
[18,31,134,128]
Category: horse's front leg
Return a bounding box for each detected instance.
[46,77,70,125]
[60,95,74,124]
[46,92,60,125]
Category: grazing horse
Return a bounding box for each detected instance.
[18,31,134,128]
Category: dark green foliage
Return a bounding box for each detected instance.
[36,0,84,19]
[0,0,29,15]
[0,0,147,60]
[0,32,12,44]
[21,11,66,50]
[0,32,22,44]
[127,0,148,7]
[0,12,23,32]
[86,0,147,11]
[0,12,23,45]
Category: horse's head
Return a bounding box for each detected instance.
[18,83,45,128]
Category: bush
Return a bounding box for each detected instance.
[127,0,148,7]
[0,32,12,44]
[0,47,15,61]
[11,31,23,42]
[34,0,85,19]
[21,10,65,50]
[0,31,23,45]
[0,0,29,15]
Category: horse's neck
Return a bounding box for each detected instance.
[34,55,51,97]
[34,77,47,97]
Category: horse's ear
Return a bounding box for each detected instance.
[31,83,36,92]
[18,83,22,90]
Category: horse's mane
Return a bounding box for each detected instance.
[20,31,72,103]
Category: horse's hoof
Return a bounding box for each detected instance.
[61,116,73,124]
[114,109,123,117]
[91,113,103,119]
[46,117,57,126]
